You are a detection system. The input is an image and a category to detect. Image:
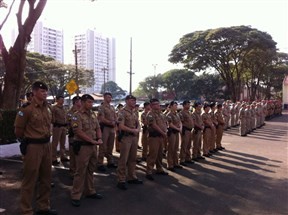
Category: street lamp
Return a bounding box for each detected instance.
[72,44,81,95]
[102,67,108,92]
[152,64,158,98]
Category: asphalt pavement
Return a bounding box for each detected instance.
[0,111,287,215]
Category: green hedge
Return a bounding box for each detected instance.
[0,109,17,145]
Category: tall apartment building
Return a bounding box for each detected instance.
[28,21,64,63]
[74,29,116,94]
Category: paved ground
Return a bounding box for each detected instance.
[0,111,287,215]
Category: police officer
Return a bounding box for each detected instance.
[115,103,124,153]
[145,99,168,181]
[209,102,218,153]
[70,94,103,207]
[140,101,151,161]
[192,102,205,161]
[51,95,68,165]
[166,101,183,171]
[97,92,117,172]
[14,81,57,215]
[202,103,214,157]
[215,104,225,150]
[67,96,81,177]
[116,95,143,190]
[239,103,247,136]
[179,100,194,166]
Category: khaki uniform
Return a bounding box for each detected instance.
[67,106,79,176]
[166,111,181,168]
[209,110,217,151]
[117,107,139,182]
[179,109,194,162]
[239,106,246,136]
[51,104,67,161]
[230,104,236,127]
[201,112,214,155]
[192,110,203,158]
[141,111,149,159]
[97,103,116,166]
[71,110,100,200]
[14,98,52,215]
[146,110,167,174]
[215,109,225,148]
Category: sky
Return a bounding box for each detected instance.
[2,0,288,93]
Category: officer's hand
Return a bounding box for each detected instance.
[132,128,140,134]
[96,139,103,145]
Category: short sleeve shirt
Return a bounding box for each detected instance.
[97,103,116,121]
[146,110,167,132]
[117,106,138,129]
[179,110,194,129]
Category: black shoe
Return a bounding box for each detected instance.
[107,163,117,168]
[185,160,195,164]
[179,162,187,166]
[71,199,81,207]
[137,145,142,150]
[167,167,176,172]
[209,150,215,154]
[146,174,154,181]
[197,156,206,160]
[156,171,169,175]
[86,193,103,199]
[213,149,219,152]
[241,134,247,137]
[35,209,58,215]
[52,160,60,166]
[141,157,147,162]
[51,182,55,188]
[127,179,143,184]
[97,165,106,172]
[60,157,70,162]
[208,153,213,156]
[203,154,210,157]
[192,158,199,162]
[175,165,183,169]
[117,182,127,190]
[220,146,225,150]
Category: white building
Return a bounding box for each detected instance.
[28,21,64,63]
[74,29,116,94]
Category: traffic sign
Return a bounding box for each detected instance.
[66,79,78,95]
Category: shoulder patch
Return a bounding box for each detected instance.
[18,111,24,117]
[21,102,30,108]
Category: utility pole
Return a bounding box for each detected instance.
[102,67,108,92]
[73,44,81,95]
[127,37,134,95]
[152,64,158,98]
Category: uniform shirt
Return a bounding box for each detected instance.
[179,109,194,129]
[72,109,100,141]
[14,98,52,139]
[201,112,213,127]
[192,110,203,129]
[215,110,225,125]
[146,110,167,133]
[97,103,116,123]
[67,106,79,135]
[209,111,218,126]
[117,106,138,129]
[239,107,246,119]
[141,111,149,127]
[52,104,67,124]
[166,111,181,128]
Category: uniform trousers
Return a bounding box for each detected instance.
[203,128,212,155]
[98,126,115,165]
[141,130,149,159]
[239,119,246,135]
[21,143,52,215]
[209,126,216,150]
[167,132,180,168]
[216,125,224,148]
[68,137,76,176]
[117,135,138,182]
[71,145,98,200]
[230,114,235,127]
[179,130,192,162]
[52,126,67,160]
[146,136,164,175]
[192,130,202,158]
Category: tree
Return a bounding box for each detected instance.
[168,26,277,102]
[100,81,126,99]
[0,0,47,109]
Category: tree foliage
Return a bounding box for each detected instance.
[168,26,278,101]
[100,81,127,99]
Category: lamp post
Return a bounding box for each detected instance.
[152,64,158,98]
[102,67,108,92]
[72,44,81,95]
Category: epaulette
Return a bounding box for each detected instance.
[21,102,31,108]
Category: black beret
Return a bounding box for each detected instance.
[193,101,202,108]
[125,95,136,100]
[210,102,216,108]
[56,95,64,100]
[135,103,140,107]
[72,96,81,102]
[117,103,124,109]
[217,104,223,108]
[32,81,48,90]
[104,92,112,97]
[150,98,159,103]
[203,103,210,109]
[169,101,178,106]
[182,100,190,105]
[81,94,94,101]
[143,102,150,107]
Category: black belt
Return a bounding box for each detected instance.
[74,141,94,146]
[53,123,67,127]
[25,137,50,144]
